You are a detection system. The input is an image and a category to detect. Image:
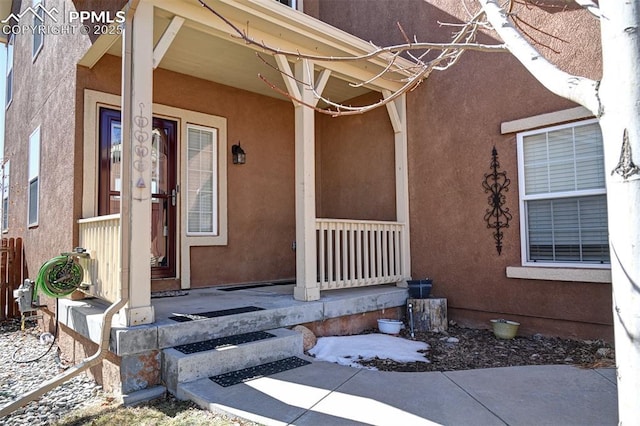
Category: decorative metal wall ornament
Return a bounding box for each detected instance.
[132,102,150,201]
[611,129,640,180]
[482,146,512,255]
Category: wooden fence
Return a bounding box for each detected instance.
[0,238,25,320]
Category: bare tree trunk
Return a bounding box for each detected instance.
[480,0,640,422]
[597,2,640,423]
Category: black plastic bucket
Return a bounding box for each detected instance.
[407,279,433,299]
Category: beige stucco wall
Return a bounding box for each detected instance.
[310,0,611,341]
[3,0,99,276]
[316,91,396,221]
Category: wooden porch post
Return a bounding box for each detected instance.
[119,0,155,326]
[384,92,412,280]
[275,56,330,300]
[293,59,320,301]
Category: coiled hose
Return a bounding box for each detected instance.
[35,255,84,299]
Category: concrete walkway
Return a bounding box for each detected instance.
[181,361,618,425]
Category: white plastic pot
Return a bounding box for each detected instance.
[377,319,403,335]
[490,319,520,339]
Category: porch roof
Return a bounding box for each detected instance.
[78,0,412,105]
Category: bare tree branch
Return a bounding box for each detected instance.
[197,0,512,115]
[479,0,601,115]
[198,0,598,117]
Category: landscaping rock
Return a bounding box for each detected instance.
[293,325,317,351]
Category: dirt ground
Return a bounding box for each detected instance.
[356,322,615,372]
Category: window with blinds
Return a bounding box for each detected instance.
[186,124,218,236]
[517,119,609,266]
[28,127,41,227]
[6,35,13,107]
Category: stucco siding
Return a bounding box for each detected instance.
[3,0,94,276]
[316,91,396,221]
[313,0,611,340]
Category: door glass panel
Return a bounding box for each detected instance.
[109,121,122,214]
[151,127,170,268]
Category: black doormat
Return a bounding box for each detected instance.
[218,281,296,292]
[210,356,311,387]
[169,306,265,322]
[174,331,276,354]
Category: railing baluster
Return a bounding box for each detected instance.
[327,222,335,288]
[349,223,355,285]
[318,222,325,287]
[356,226,362,284]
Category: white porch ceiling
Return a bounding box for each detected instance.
[83,0,410,106]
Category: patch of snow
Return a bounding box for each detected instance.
[308,334,430,370]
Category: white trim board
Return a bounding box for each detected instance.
[506,266,611,283]
[501,106,593,134]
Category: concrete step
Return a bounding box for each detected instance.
[175,355,319,424]
[163,328,302,393]
[157,304,321,349]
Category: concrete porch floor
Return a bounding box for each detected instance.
[56,283,409,357]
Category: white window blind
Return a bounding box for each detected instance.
[518,120,609,265]
[186,125,218,235]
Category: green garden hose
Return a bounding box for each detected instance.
[35,256,84,299]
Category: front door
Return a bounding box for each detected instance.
[98,108,178,279]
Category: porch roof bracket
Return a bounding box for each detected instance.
[383,90,403,134]
[383,90,412,281]
[275,54,302,105]
[153,15,185,69]
[275,55,332,107]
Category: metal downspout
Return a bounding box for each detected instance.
[0,0,140,416]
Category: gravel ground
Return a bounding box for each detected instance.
[0,318,109,426]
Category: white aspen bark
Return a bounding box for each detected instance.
[479,0,600,116]
[597,2,640,423]
[481,0,640,422]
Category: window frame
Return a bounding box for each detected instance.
[32,0,45,60]
[516,118,609,269]
[2,160,10,232]
[28,127,41,228]
[6,34,14,108]
[276,0,298,9]
[185,123,219,237]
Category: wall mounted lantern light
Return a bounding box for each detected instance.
[232,142,246,165]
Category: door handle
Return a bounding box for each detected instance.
[171,189,177,206]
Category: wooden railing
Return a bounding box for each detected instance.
[316,219,404,290]
[78,214,121,303]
